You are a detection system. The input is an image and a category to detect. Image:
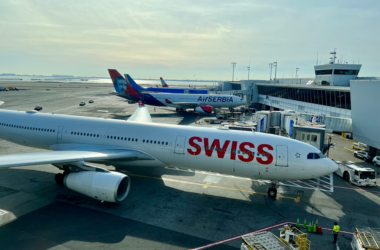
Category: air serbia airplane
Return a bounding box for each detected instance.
[0,101,338,202]
[109,69,245,114]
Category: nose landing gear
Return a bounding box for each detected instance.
[267,181,278,198]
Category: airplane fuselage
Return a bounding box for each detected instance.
[0,110,334,180]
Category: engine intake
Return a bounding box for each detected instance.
[64,171,130,202]
[195,106,212,114]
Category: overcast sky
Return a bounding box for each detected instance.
[0,0,379,80]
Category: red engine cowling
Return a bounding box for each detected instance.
[195,106,213,114]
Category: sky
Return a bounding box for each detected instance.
[0,0,379,80]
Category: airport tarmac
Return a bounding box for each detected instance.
[0,82,380,249]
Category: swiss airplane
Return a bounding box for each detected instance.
[0,101,338,202]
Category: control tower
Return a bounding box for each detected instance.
[314,50,361,86]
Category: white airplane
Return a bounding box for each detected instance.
[160,77,169,87]
[0,101,338,202]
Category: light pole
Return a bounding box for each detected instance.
[330,48,336,86]
[247,61,250,80]
[231,62,237,81]
[273,62,277,81]
[269,63,274,80]
[295,68,299,78]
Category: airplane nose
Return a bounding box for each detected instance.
[329,160,338,173]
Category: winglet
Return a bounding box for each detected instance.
[128,101,152,123]
[160,77,169,87]
[0,101,4,106]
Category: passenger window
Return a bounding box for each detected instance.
[233,150,236,153]
[97,135,99,137]
[117,137,120,140]
[143,140,145,142]
[150,140,152,143]
[354,171,359,175]
[132,138,134,141]
[219,148,222,152]
[71,132,73,134]
[154,141,156,144]
[128,138,130,141]
[215,148,218,151]
[243,151,245,154]
[166,142,168,145]
[107,136,109,138]
[207,147,209,150]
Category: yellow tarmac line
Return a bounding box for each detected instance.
[344,147,356,153]
[129,174,299,202]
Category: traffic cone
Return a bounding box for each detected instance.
[303,219,307,229]
[296,218,300,228]
[313,220,317,233]
[308,221,313,232]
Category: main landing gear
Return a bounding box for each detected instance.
[267,181,278,198]
[176,108,187,114]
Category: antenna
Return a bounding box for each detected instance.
[247,61,250,80]
[231,62,237,81]
[316,51,318,65]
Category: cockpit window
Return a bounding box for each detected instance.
[307,152,326,159]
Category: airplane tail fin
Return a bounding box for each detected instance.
[160,77,169,87]
[125,74,142,92]
[108,69,127,94]
[124,74,141,98]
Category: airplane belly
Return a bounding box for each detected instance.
[259,164,289,181]
[234,161,259,179]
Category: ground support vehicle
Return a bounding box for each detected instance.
[352,142,367,151]
[335,161,377,187]
[351,227,380,250]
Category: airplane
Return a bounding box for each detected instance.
[0,101,338,203]
[108,69,208,94]
[109,70,245,114]
[160,77,169,87]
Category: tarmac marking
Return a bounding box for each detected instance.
[129,174,299,202]
[164,167,333,192]
[203,183,211,188]
[344,147,356,153]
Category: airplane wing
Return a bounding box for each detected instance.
[0,149,154,169]
[127,101,152,123]
[164,99,206,107]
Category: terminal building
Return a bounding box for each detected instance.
[217,54,380,154]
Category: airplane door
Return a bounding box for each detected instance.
[276,145,288,167]
[57,126,64,140]
[174,135,186,154]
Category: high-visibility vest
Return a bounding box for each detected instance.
[333,225,340,233]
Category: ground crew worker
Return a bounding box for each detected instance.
[333,222,340,244]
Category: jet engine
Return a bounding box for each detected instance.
[64,171,131,203]
[194,106,212,114]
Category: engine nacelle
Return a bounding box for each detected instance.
[194,106,212,114]
[64,171,130,203]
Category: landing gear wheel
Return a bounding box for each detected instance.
[267,186,277,198]
[176,108,179,112]
[55,173,65,185]
[374,162,377,167]
[354,153,357,158]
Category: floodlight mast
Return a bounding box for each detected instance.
[231,62,237,81]
[273,62,277,81]
[330,48,337,86]
[247,61,250,80]
[268,63,273,80]
[296,68,299,78]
